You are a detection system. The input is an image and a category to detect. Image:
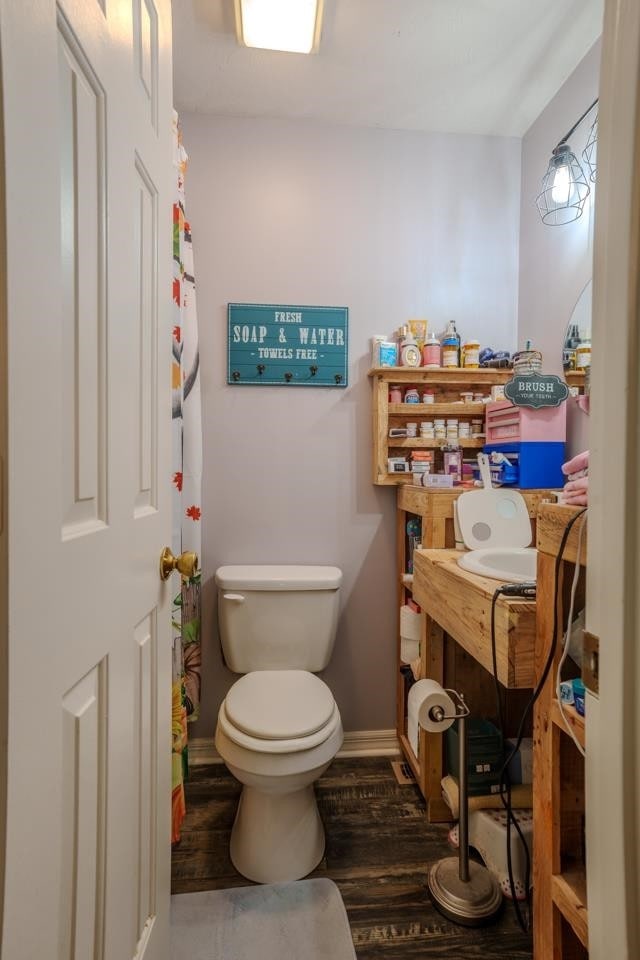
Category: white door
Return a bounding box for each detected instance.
[0,0,174,958]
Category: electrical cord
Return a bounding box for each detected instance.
[491,585,535,930]
[489,506,587,931]
[555,512,588,758]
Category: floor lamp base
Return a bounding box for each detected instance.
[428,857,503,926]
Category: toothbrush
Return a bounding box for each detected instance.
[477,452,493,490]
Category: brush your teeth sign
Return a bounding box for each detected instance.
[227,303,348,387]
[504,372,569,408]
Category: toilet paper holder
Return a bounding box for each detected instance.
[424,687,469,727]
[423,685,503,926]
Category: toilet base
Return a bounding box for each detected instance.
[230,783,325,883]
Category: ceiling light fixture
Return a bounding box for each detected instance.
[234,0,324,54]
[536,98,598,226]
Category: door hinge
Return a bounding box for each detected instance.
[583,631,599,695]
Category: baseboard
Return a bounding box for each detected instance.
[188,729,401,767]
[337,729,401,758]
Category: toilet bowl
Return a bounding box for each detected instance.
[214,669,343,883]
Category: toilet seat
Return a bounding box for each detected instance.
[219,671,339,754]
[226,670,335,739]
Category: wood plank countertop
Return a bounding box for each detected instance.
[412,549,535,688]
[398,485,555,519]
[537,502,588,565]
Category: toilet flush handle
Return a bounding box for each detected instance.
[223,593,245,603]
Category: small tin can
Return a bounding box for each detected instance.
[389,386,403,403]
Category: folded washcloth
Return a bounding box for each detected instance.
[563,494,588,506]
[562,450,589,477]
[440,774,532,819]
[563,476,589,495]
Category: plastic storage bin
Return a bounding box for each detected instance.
[484,441,565,489]
[485,400,566,444]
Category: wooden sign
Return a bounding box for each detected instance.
[227,303,348,387]
[504,372,569,409]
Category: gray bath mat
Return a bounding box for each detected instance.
[170,877,357,960]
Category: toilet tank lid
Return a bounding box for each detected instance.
[215,565,342,591]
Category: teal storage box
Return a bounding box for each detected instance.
[446,718,504,797]
[484,441,565,488]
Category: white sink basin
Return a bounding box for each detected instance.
[457,547,537,584]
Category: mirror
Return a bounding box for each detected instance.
[563,279,592,388]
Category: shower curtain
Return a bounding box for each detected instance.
[171,111,203,844]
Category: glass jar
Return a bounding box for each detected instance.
[441,337,459,368]
[513,348,543,375]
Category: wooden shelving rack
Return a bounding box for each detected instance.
[368,367,513,485]
[534,504,589,958]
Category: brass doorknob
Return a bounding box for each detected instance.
[159,547,199,581]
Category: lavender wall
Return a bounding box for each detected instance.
[182,115,521,737]
[518,42,601,455]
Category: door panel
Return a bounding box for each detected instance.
[58,12,108,537]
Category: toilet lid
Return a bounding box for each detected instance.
[224,671,336,740]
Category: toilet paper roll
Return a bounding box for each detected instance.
[408,679,456,735]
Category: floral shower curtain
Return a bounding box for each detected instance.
[171,111,203,844]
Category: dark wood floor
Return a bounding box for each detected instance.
[171,756,533,959]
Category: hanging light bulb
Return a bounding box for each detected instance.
[582,113,598,183]
[536,143,590,226]
[551,161,572,204]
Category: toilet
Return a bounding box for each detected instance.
[214,564,343,883]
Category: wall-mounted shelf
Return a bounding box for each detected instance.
[388,402,486,416]
[565,370,587,390]
[388,438,485,450]
[369,367,513,485]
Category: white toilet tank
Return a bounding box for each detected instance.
[215,565,342,673]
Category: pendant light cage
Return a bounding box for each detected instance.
[536,143,590,226]
[582,113,598,183]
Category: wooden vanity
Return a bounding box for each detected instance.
[412,550,535,689]
[397,485,552,819]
